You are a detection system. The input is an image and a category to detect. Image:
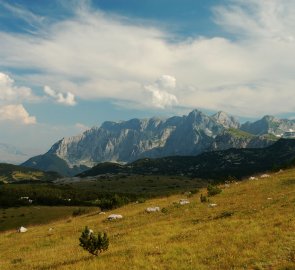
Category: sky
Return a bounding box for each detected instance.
[0,0,295,156]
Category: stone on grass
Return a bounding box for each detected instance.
[208,203,217,208]
[179,199,190,205]
[107,214,123,220]
[146,207,160,213]
[18,226,27,233]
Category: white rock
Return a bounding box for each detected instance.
[249,176,258,180]
[146,207,160,213]
[18,226,27,233]
[107,214,123,220]
[260,174,270,178]
[179,199,190,205]
[99,212,106,215]
[209,203,217,207]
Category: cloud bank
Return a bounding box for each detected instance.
[0,0,294,116]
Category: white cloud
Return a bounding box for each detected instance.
[44,85,76,106]
[144,75,178,109]
[0,72,38,102]
[0,104,36,125]
[0,1,44,28]
[0,1,294,116]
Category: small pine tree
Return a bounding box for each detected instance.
[79,227,109,256]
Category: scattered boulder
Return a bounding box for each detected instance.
[260,174,270,178]
[107,214,123,220]
[179,199,190,205]
[208,203,217,208]
[18,226,27,233]
[249,176,258,180]
[146,207,160,213]
[99,212,106,215]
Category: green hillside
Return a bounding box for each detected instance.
[0,168,294,270]
[0,163,60,183]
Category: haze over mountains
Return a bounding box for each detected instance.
[21,110,295,176]
[0,143,28,164]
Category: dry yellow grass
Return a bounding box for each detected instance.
[12,171,44,181]
[0,169,294,270]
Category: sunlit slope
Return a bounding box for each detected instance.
[0,170,294,270]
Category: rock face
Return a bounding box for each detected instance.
[23,110,281,176]
[212,111,240,129]
[241,115,295,136]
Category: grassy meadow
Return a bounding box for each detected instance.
[0,169,294,269]
[0,206,97,232]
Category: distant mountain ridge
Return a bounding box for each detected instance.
[23,109,294,176]
[78,139,295,180]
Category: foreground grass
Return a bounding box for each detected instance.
[0,170,294,270]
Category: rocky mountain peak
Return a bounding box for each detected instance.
[212,111,240,129]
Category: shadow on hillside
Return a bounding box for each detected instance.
[34,256,94,270]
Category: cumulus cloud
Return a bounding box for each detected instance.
[0,72,38,102]
[0,104,36,125]
[0,0,294,116]
[44,85,76,106]
[144,75,178,109]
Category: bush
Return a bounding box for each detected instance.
[207,184,222,196]
[137,197,146,203]
[79,227,109,256]
[161,207,168,214]
[72,208,87,216]
[200,194,208,203]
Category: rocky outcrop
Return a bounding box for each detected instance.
[241,115,295,136]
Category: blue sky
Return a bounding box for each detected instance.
[0,0,294,157]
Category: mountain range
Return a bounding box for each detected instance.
[22,110,295,176]
[78,138,295,180]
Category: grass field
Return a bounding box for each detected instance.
[0,169,294,270]
[0,206,97,232]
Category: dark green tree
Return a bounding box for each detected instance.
[79,227,109,256]
[207,184,222,196]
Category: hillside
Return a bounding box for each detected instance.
[22,110,277,176]
[0,163,60,183]
[0,168,294,269]
[78,138,295,180]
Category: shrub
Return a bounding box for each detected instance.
[161,207,168,214]
[79,227,109,256]
[72,208,87,217]
[137,197,146,203]
[213,211,234,220]
[207,184,222,196]
[200,194,208,203]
